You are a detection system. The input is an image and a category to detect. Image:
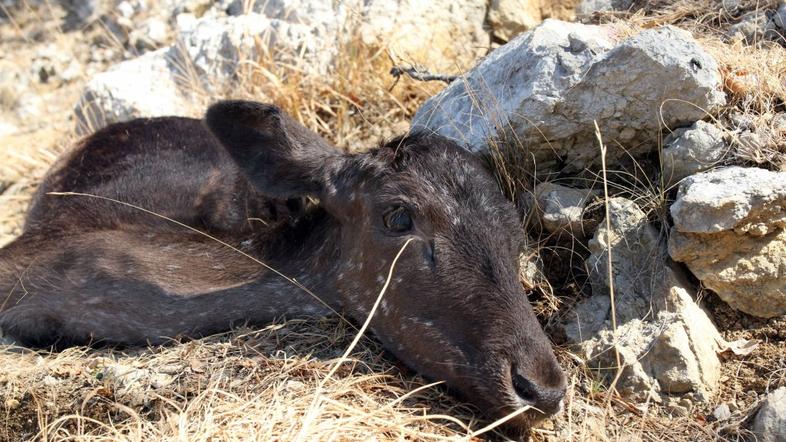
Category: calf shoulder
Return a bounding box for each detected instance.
[24,117,270,234]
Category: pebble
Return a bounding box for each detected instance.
[4,398,20,410]
[712,403,732,421]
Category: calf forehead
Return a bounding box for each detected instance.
[408,151,512,220]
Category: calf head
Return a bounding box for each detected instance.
[206,100,566,433]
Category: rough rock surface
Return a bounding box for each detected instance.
[177,13,332,90]
[75,9,337,131]
[565,198,723,401]
[662,120,728,185]
[360,0,489,72]
[534,182,597,236]
[575,0,633,16]
[487,0,543,41]
[582,291,722,400]
[727,11,775,43]
[226,0,345,31]
[74,48,190,134]
[727,5,786,45]
[752,387,786,442]
[775,2,786,32]
[412,21,725,175]
[58,0,101,30]
[669,167,786,318]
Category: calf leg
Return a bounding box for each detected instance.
[0,306,66,348]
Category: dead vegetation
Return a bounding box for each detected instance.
[1,0,785,441]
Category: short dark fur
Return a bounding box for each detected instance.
[0,100,565,435]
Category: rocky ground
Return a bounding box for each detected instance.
[1,0,785,441]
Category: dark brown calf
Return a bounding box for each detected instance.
[0,101,566,435]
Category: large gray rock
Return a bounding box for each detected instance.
[669,167,786,318]
[565,198,723,401]
[662,120,728,185]
[582,293,722,401]
[752,387,786,442]
[74,48,191,135]
[412,21,726,175]
[176,12,253,82]
[75,10,336,131]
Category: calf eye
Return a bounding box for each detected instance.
[383,206,413,233]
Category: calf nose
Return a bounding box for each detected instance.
[511,366,566,416]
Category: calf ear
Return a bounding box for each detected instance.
[205,100,341,200]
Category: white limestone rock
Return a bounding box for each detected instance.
[669,167,786,318]
[662,120,728,185]
[565,198,723,402]
[74,48,191,134]
[752,387,786,442]
[534,182,597,237]
[412,22,725,175]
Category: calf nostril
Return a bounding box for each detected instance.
[510,365,566,415]
[511,369,538,404]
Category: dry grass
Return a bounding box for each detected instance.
[1,0,786,441]
[1,320,478,441]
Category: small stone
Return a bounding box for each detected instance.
[712,403,732,421]
[360,0,489,73]
[118,1,135,18]
[43,375,58,386]
[668,402,689,417]
[286,380,306,391]
[4,398,19,410]
[661,120,727,185]
[576,0,633,16]
[566,198,723,403]
[774,2,786,30]
[534,182,597,237]
[147,18,169,45]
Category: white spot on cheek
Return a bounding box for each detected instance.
[376,275,385,284]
